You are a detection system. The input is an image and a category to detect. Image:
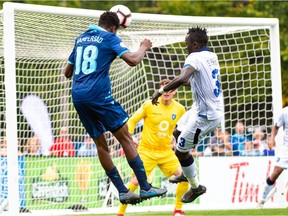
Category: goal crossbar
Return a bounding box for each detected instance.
[0,2,284,216]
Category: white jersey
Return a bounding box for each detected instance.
[184,50,224,120]
[276,106,288,147]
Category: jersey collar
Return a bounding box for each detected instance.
[88,24,107,32]
[198,47,210,52]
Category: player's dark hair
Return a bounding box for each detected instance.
[187,26,208,47]
[99,11,120,29]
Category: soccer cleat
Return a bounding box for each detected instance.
[116,214,124,216]
[257,200,265,209]
[169,173,188,184]
[140,185,167,200]
[173,209,186,216]
[181,185,207,203]
[119,190,141,205]
[257,186,277,208]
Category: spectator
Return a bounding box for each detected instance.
[191,137,211,157]
[0,137,7,156]
[24,135,41,156]
[77,133,97,157]
[231,121,251,156]
[0,137,23,156]
[240,140,261,156]
[252,128,267,156]
[50,126,75,157]
[262,135,275,156]
[210,128,232,156]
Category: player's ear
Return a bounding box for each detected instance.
[112,25,118,33]
[107,26,117,33]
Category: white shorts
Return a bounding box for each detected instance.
[274,145,288,169]
[176,115,222,153]
[177,103,198,131]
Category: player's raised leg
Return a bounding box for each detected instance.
[113,124,167,201]
[258,166,283,207]
[93,134,141,205]
[176,150,207,203]
[176,116,221,203]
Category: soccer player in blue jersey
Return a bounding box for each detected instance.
[64,11,167,205]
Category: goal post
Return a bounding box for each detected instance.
[3,3,20,216]
[0,2,284,216]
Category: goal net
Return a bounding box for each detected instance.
[0,2,283,216]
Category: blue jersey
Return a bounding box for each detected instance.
[68,24,129,103]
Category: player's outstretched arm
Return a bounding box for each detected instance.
[151,66,195,105]
[121,39,152,66]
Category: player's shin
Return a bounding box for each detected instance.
[106,166,128,193]
[180,155,199,189]
[261,177,275,200]
[128,155,151,190]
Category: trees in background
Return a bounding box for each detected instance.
[2,0,288,105]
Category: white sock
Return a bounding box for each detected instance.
[181,162,199,189]
[261,183,274,200]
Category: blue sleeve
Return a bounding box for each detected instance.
[68,41,77,65]
[110,34,130,58]
[68,51,75,65]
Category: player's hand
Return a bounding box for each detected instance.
[151,91,161,105]
[133,141,139,148]
[140,39,152,50]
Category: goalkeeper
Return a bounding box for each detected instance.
[117,79,189,216]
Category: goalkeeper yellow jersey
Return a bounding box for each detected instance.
[128,98,185,151]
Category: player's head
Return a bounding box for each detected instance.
[235,121,245,134]
[159,79,176,101]
[185,26,208,54]
[98,11,120,32]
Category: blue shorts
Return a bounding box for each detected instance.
[73,99,129,139]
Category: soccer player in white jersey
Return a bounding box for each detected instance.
[258,106,288,207]
[152,26,224,203]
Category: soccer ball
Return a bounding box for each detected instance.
[110,5,132,28]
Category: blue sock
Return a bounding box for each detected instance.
[106,166,128,194]
[128,155,151,191]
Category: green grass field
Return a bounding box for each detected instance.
[73,208,287,216]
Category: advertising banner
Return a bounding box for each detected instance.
[0,156,26,208]
[24,156,176,210]
[199,156,288,209]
